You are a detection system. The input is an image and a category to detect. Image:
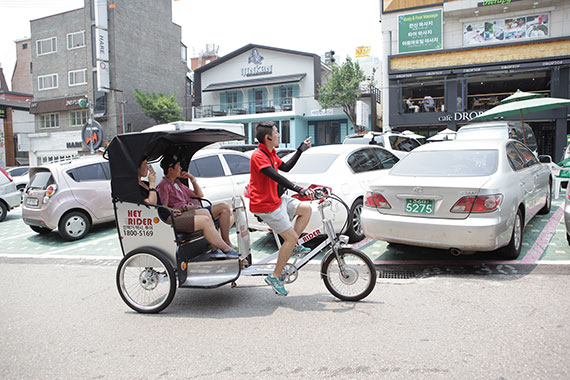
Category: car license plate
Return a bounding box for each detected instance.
[26,198,39,206]
[405,199,433,214]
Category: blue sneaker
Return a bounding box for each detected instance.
[224,249,239,259]
[211,249,226,260]
[265,275,288,296]
[292,244,311,255]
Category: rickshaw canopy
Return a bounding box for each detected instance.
[106,125,244,203]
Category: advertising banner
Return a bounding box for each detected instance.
[463,13,549,46]
[96,60,110,92]
[95,28,109,61]
[398,10,443,53]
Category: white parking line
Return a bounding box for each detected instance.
[0,232,35,240]
[40,235,118,256]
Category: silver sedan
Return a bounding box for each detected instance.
[361,139,552,258]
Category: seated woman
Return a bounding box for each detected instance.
[138,159,238,260]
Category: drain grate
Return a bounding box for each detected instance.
[378,271,415,279]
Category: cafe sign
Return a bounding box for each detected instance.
[241,49,272,77]
[398,10,443,53]
[438,111,484,122]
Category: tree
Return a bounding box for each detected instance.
[134,89,183,124]
[317,57,366,132]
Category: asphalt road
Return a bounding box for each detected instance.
[1,259,569,380]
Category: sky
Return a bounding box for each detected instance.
[0,0,382,89]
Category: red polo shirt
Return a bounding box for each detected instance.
[249,143,283,213]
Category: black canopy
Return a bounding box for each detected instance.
[106,128,244,203]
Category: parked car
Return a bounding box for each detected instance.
[22,156,114,241]
[6,166,30,191]
[361,139,552,258]
[343,131,421,158]
[0,168,22,222]
[246,144,400,242]
[564,186,570,245]
[152,149,251,207]
[456,121,538,154]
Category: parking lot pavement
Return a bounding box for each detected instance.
[0,199,568,268]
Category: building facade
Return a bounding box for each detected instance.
[380,0,570,159]
[193,44,380,147]
[26,0,188,165]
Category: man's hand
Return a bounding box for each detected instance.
[147,165,156,186]
[299,136,312,152]
[299,187,316,200]
[180,171,196,182]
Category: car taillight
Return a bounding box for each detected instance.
[43,184,58,203]
[292,184,332,201]
[364,191,391,209]
[0,168,13,182]
[451,194,502,213]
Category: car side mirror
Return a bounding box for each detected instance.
[538,155,552,164]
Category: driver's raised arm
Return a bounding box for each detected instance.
[278,138,311,172]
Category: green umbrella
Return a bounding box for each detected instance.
[471,90,570,145]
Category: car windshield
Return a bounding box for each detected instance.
[391,150,499,177]
[344,136,370,144]
[28,170,54,189]
[8,167,28,176]
[286,153,339,174]
[456,127,507,140]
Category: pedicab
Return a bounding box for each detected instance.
[105,125,376,313]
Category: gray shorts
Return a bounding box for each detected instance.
[255,195,301,234]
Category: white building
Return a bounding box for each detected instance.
[193,44,381,146]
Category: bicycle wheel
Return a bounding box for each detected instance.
[321,248,376,301]
[116,248,176,314]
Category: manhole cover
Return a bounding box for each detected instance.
[378,271,415,279]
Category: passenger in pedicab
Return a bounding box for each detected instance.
[156,154,237,259]
[137,158,238,259]
[249,121,316,296]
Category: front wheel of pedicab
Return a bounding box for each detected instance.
[116,247,176,314]
[321,248,376,301]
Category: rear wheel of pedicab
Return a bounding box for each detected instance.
[116,248,176,314]
[321,248,376,301]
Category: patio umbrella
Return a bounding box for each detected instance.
[471,90,570,144]
[401,130,425,139]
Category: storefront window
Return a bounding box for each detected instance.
[466,70,550,111]
[281,120,290,144]
[401,79,445,113]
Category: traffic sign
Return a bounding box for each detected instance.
[82,121,104,150]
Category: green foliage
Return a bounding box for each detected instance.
[317,57,366,132]
[134,89,183,124]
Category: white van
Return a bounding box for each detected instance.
[456,121,538,153]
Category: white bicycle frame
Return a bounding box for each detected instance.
[235,195,350,277]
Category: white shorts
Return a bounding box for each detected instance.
[255,195,300,234]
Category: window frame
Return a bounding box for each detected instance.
[66,31,86,50]
[38,74,58,91]
[70,110,88,127]
[36,37,57,56]
[39,113,60,129]
[68,69,87,86]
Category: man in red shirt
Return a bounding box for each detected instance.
[249,121,315,296]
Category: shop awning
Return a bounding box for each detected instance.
[203,73,306,92]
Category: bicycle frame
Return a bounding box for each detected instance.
[239,196,350,277]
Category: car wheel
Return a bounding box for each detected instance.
[30,225,52,234]
[346,198,365,243]
[58,211,91,241]
[538,180,551,215]
[502,209,523,259]
[0,202,7,222]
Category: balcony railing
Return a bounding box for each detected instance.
[194,98,295,119]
